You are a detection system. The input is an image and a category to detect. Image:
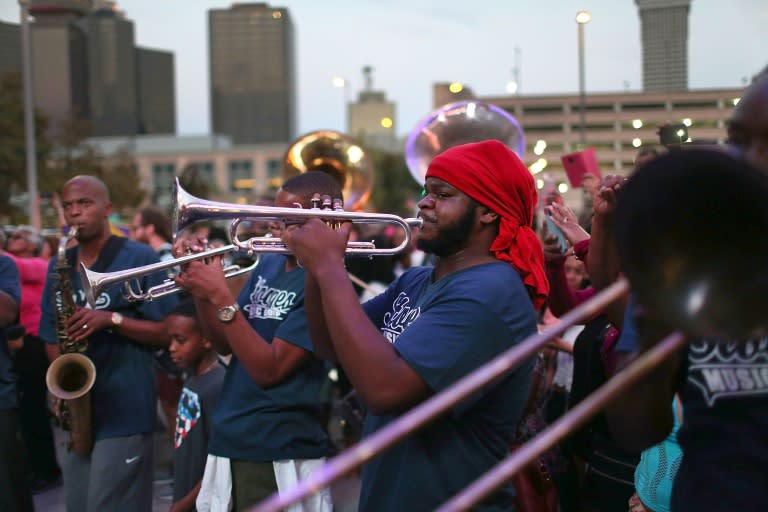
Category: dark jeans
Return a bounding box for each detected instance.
[16,334,61,482]
[0,408,34,512]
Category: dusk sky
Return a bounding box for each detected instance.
[2,1,766,139]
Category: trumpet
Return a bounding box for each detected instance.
[173,178,423,255]
[80,245,259,306]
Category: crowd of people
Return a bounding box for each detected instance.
[0,71,766,512]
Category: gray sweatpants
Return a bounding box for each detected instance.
[63,433,154,512]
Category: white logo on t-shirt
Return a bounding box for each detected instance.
[688,338,768,406]
[381,292,421,344]
[243,276,297,321]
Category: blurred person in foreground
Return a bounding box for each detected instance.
[281,140,547,510]
[606,148,768,512]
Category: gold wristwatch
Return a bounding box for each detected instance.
[111,312,124,327]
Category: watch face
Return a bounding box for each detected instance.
[218,305,236,322]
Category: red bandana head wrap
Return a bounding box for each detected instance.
[426,140,549,309]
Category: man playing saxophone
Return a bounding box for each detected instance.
[39,175,178,512]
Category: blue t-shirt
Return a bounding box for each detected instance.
[0,255,21,411]
[39,238,178,440]
[619,299,768,511]
[359,262,538,511]
[208,254,330,461]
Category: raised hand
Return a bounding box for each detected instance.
[592,175,628,218]
[545,203,590,247]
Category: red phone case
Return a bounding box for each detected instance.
[561,147,601,187]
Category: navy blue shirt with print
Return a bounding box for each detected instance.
[208,254,329,462]
[0,255,21,411]
[360,262,538,511]
[619,301,768,511]
[39,238,178,440]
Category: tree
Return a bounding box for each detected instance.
[0,70,145,225]
[368,149,422,217]
[0,71,52,223]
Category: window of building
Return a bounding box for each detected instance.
[671,100,719,109]
[524,124,564,132]
[228,160,254,192]
[266,158,281,192]
[583,123,616,131]
[188,161,216,186]
[622,102,666,111]
[151,162,176,198]
[522,105,564,115]
[584,103,615,112]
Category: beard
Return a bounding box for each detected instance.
[416,203,477,257]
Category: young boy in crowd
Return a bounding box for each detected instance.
[166,300,225,512]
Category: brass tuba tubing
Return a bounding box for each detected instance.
[173,178,423,256]
[250,279,631,512]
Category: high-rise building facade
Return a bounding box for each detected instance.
[209,3,296,144]
[635,0,692,91]
[77,9,139,135]
[6,1,175,138]
[29,3,90,136]
[136,47,176,134]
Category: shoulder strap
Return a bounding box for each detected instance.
[91,236,128,273]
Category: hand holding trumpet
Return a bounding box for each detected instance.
[280,217,353,274]
[172,235,234,305]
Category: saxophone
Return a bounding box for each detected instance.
[45,227,97,457]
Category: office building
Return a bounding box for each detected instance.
[28,2,90,136]
[348,67,397,151]
[77,8,139,135]
[136,46,176,134]
[209,3,296,144]
[87,134,287,209]
[636,0,692,91]
[433,82,743,204]
[6,1,175,138]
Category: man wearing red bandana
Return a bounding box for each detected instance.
[282,139,547,511]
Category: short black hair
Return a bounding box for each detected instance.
[281,171,344,206]
[167,298,199,323]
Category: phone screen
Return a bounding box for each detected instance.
[545,216,569,254]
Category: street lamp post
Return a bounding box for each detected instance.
[576,10,591,148]
[20,0,40,229]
